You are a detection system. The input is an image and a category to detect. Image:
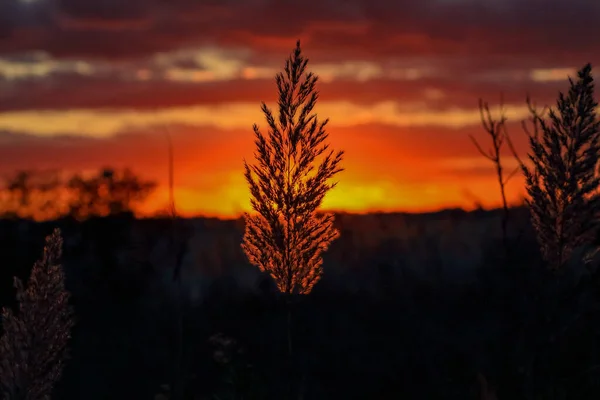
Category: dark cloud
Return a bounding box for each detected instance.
[0,71,569,112]
[58,0,149,21]
[0,0,597,64]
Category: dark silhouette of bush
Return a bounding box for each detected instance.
[523,64,600,270]
[0,170,63,220]
[67,168,157,220]
[0,168,157,221]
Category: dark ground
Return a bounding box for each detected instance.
[1,207,600,400]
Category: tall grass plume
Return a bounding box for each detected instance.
[241,40,344,295]
[0,228,74,400]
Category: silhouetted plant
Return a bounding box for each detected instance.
[470,97,519,257]
[163,125,189,400]
[522,63,600,270]
[241,40,344,295]
[0,228,74,400]
[241,43,343,397]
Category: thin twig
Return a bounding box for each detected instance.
[471,95,512,258]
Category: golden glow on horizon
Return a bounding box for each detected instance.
[0,107,534,220]
[136,173,527,219]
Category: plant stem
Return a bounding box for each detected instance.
[286,295,294,400]
[287,299,293,358]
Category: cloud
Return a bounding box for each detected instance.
[0,0,598,66]
[0,100,543,138]
[0,52,95,80]
[1,0,593,124]
[0,64,573,114]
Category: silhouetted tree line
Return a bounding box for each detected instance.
[0,167,157,220]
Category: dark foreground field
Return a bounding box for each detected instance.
[1,207,600,399]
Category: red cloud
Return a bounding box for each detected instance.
[0,0,598,65]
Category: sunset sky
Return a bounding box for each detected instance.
[0,0,599,218]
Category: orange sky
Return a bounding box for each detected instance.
[0,0,598,218]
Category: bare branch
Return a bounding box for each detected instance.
[469,134,495,161]
[503,124,526,169]
[503,166,521,186]
[471,95,512,257]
